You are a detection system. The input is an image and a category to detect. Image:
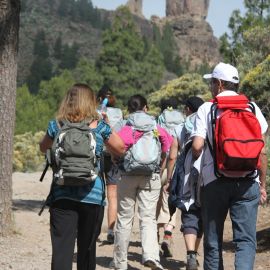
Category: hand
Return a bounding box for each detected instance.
[163,181,171,193]
[101,112,109,124]
[260,186,267,205]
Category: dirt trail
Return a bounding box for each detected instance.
[0,172,269,270]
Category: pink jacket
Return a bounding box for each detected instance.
[118,125,173,153]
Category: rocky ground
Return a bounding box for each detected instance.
[0,171,269,270]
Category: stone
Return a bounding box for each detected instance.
[169,16,220,68]
[166,0,210,19]
[126,0,144,18]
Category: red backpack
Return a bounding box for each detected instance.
[208,94,264,179]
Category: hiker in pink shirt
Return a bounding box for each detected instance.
[118,122,172,153]
[112,95,172,270]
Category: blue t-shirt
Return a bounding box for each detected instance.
[47,119,112,206]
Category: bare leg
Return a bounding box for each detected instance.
[184,234,197,251]
[107,184,117,243]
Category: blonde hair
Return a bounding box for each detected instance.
[56,83,99,122]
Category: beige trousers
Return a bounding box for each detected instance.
[113,173,161,270]
[156,169,177,227]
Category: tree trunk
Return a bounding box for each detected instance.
[0,0,20,235]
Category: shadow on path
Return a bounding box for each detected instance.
[221,226,270,253]
[257,227,270,252]
[12,199,44,212]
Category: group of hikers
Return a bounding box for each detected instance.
[39,62,268,270]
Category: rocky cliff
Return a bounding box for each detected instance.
[166,0,210,19]
[126,0,144,18]
[153,0,219,68]
[168,15,219,67]
[18,0,220,86]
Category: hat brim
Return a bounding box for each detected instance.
[203,74,212,79]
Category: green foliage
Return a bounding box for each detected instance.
[59,42,79,70]
[27,57,53,94]
[153,23,183,76]
[38,70,75,118]
[54,35,63,59]
[241,55,270,118]
[97,6,164,105]
[72,58,103,92]
[27,30,53,94]
[33,30,49,58]
[57,0,109,30]
[148,73,210,115]
[220,0,270,64]
[16,85,51,135]
[13,131,45,172]
[16,58,104,135]
[237,25,270,76]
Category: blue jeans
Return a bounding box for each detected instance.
[201,179,260,270]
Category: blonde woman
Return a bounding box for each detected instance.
[40,83,125,270]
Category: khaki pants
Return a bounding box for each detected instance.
[113,173,161,270]
[156,169,177,227]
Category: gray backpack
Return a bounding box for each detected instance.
[50,120,98,186]
[121,112,161,175]
[158,109,185,136]
[106,107,124,132]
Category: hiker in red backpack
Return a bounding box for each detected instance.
[191,62,268,270]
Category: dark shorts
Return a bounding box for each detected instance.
[106,164,121,185]
[180,205,203,238]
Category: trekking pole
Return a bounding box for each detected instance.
[38,200,47,216]
[39,161,49,182]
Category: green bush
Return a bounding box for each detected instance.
[148,73,210,115]
[13,131,46,172]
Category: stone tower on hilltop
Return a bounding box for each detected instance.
[126,0,144,18]
[124,0,219,68]
[166,0,210,19]
[126,0,210,20]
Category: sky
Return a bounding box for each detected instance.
[91,0,246,38]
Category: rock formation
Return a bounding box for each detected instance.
[126,0,144,18]
[169,16,220,67]
[166,0,210,19]
[161,0,219,68]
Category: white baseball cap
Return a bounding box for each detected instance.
[203,62,239,84]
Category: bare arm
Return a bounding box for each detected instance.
[167,137,179,182]
[105,131,125,157]
[39,134,53,153]
[192,136,205,159]
[259,134,268,204]
[159,152,167,177]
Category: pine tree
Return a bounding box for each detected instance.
[54,35,63,60]
[96,7,164,105]
[27,30,53,94]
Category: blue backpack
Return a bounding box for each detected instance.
[157,109,185,136]
[121,111,161,175]
[168,141,192,214]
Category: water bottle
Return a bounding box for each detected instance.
[98,97,108,115]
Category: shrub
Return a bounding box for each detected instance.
[13,131,46,172]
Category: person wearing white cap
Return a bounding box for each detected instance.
[191,62,268,270]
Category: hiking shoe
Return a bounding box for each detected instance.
[161,237,173,257]
[186,253,198,270]
[109,260,127,270]
[107,232,115,244]
[144,258,164,270]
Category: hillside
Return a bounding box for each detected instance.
[18,0,220,87]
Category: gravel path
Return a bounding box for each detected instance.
[0,172,269,270]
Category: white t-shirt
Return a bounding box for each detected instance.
[191,90,268,186]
